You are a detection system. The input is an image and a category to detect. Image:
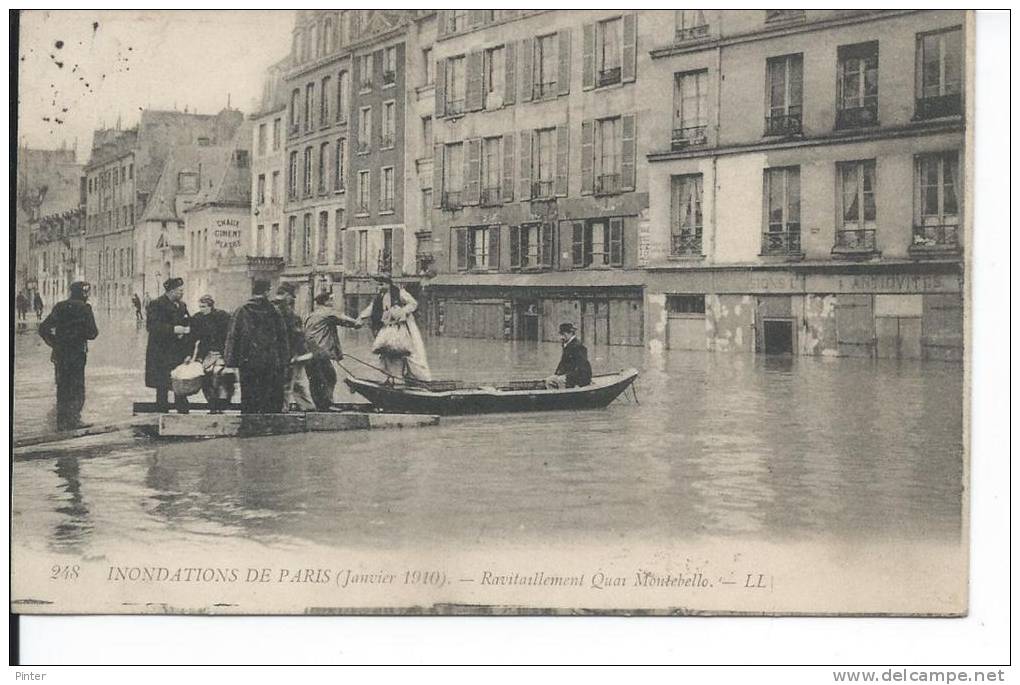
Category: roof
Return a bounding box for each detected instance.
[426,271,647,289]
[188,123,253,211]
[141,144,233,222]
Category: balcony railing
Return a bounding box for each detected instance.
[915,93,962,120]
[836,104,879,130]
[446,98,466,116]
[356,203,370,215]
[379,198,395,213]
[356,141,370,154]
[761,226,802,256]
[671,230,703,257]
[671,124,708,150]
[359,79,373,91]
[534,81,557,99]
[833,228,877,252]
[531,180,555,199]
[377,248,393,273]
[480,187,502,206]
[594,173,621,195]
[675,24,709,42]
[381,135,394,149]
[597,67,621,88]
[383,70,396,85]
[442,191,462,209]
[415,253,435,275]
[765,110,803,136]
[317,248,329,265]
[289,123,300,137]
[912,223,959,249]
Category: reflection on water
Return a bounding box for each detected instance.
[13,315,964,555]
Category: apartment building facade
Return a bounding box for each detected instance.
[643,10,966,360]
[31,206,86,306]
[424,10,653,345]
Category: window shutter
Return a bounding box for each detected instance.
[622,13,637,83]
[518,130,532,201]
[433,144,444,207]
[621,114,636,191]
[510,226,521,268]
[343,228,356,271]
[392,226,404,276]
[455,228,467,271]
[503,42,517,105]
[374,49,383,79]
[466,138,482,205]
[581,120,594,195]
[466,50,484,112]
[436,10,448,38]
[555,125,569,197]
[519,38,534,102]
[541,222,554,267]
[488,225,500,270]
[435,58,447,118]
[571,221,585,267]
[558,30,571,95]
[502,133,515,202]
[609,217,624,266]
[582,23,595,90]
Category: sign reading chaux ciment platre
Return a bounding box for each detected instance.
[13,9,969,616]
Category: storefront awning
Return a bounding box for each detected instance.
[425,271,646,289]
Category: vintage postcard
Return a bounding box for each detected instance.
[12,9,970,616]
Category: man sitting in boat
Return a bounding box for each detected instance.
[545,322,592,389]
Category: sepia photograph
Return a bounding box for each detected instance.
[12,9,972,621]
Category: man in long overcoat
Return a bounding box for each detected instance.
[545,322,593,389]
[38,281,99,430]
[225,279,290,414]
[145,277,192,412]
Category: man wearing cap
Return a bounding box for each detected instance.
[145,277,192,413]
[304,290,362,410]
[225,279,291,414]
[191,294,235,413]
[545,322,592,389]
[38,281,99,430]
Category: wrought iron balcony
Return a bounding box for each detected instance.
[359,79,373,91]
[912,223,959,249]
[381,135,394,149]
[415,253,435,275]
[531,180,555,199]
[675,24,709,42]
[379,198,395,213]
[670,230,703,257]
[356,203,370,215]
[317,248,329,265]
[480,187,502,206]
[597,67,621,88]
[833,228,877,252]
[594,173,621,195]
[765,110,802,136]
[761,226,802,256]
[442,191,462,209]
[671,125,708,150]
[377,248,393,273]
[356,141,370,154]
[836,104,879,130]
[915,93,962,120]
[534,81,557,99]
[446,98,466,116]
[288,123,300,137]
[383,70,396,85]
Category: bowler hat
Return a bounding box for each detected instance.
[558,322,577,334]
[163,277,184,291]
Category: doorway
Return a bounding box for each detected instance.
[762,319,794,355]
[516,300,540,341]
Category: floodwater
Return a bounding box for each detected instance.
[12,312,964,560]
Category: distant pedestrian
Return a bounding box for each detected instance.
[145,277,192,413]
[304,290,362,410]
[190,294,235,413]
[225,279,290,414]
[273,284,315,411]
[38,281,99,430]
[33,291,44,320]
[15,291,28,321]
[131,293,144,323]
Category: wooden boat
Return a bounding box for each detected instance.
[344,368,639,415]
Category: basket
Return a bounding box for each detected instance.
[170,342,205,396]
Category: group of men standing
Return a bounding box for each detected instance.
[15,290,44,322]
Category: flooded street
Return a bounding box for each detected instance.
[13,313,963,561]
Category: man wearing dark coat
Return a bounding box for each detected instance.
[38,281,99,430]
[33,291,44,319]
[145,277,192,413]
[191,294,235,412]
[225,279,290,414]
[545,322,593,389]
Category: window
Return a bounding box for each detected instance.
[357,170,371,214]
[358,106,372,153]
[303,147,313,196]
[256,224,265,256]
[672,70,708,149]
[381,167,395,212]
[257,174,266,205]
[449,10,467,33]
[334,138,346,190]
[594,118,621,195]
[321,76,331,125]
[290,89,300,131]
[762,166,801,255]
[675,10,708,42]
[837,42,879,129]
[916,28,963,119]
[671,174,703,256]
[318,142,329,193]
[336,71,349,122]
[383,47,397,85]
[484,46,505,107]
[271,222,280,257]
[596,17,622,87]
[324,16,335,52]
[288,152,298,198]
[318,211,329,264]
[443,142,464,207]
[271,171,279,204]
[422,116,433,150]
[423,48,434,85]
[287,216,297,262]
[765,54,803,136]
[258,123,267,155]
[129,164,133,179]
[914,152,960,248]
[571,218,624,267]
[334,210,345,262]
[480,137,501,205]
[510,223,553,268]
[272,118,281,150]
[355,230,369,272]
[666,295,705,314]
[178,172,199,193]
[382,101,396,148]
[534,34,558,98]
[303,213,313,265]
[359,54,372,91]
[446,56,466,114]
[455,226,499,271]
[533,128,556,198]
[835,160,877,251]
[380,228,393,272]
[421,190,432,231]
[305,83,315,131]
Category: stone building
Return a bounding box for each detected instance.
[642,10,965,360]
[30,206,86,307]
